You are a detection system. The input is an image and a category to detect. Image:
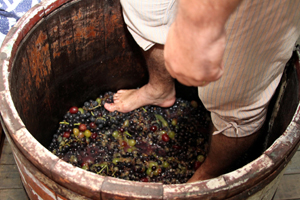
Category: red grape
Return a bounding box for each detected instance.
[63,131,70,138]
[140,177,149,182]
[194,161,201,170]
[121,141,127,147]
[69,106,78,114]
[162,133,170,142]
[50,91,210,184]
[150,125,157,132]
[91,132,97,139]
[89,122,96,129]
[79,124,87,131]
[119,127,125,132]
[172,145,181,150]
[81,162,89,167]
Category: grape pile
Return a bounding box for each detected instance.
[48,92,210,184]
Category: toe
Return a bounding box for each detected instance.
[104,103,118,112]
[113,94,119,101]
[117,90,126,94]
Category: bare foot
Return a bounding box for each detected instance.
[104,84,176,113]
[187,159,217,183]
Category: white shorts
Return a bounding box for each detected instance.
[120,0,177,51]
[120,0,300,137]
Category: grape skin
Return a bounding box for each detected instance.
[49,92,210,184]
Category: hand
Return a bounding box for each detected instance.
[164,0,242,87]
[164,23,225,87]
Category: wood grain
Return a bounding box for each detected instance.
[0,189,29,200]
[0,139,15,165]
[0,125,4,160]
[273,148,300,200]
[0,138,28,199]
[284,151,300,175]
[273,174,300,200]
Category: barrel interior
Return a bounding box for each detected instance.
[8,0,299,173]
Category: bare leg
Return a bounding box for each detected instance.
[188,126,261,182]
[104,44,176,113]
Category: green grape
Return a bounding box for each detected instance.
[146,168,152,176]
[73,128,79,136]
[153,168,161,176]
[96,98,101,105]
[197,155,205,162]
[123,119,129,127]
[84,130,92,138]
[128,139,136,147]
[113,158,120,165]
[78,131,85,138]
[112,130,120,139]
[168,131,176,139]
[78,108,84,114]
[162,161,169,168]
[171,118,178,126]
[148,161,158,168]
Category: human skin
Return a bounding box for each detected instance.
[104,44,176,113]
[164,0,243,86]
[105,0,242,112]
[106,0,260,182]
[164,0,259,182]
[188,126,261,182]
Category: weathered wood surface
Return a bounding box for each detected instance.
[284,151,300,174]
[0,137,29,199]
[0,164,23,189]
[273,148,300,200]
[0,138,15,165]
[0,189,29,200]
[0,124,4,160]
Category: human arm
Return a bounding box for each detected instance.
[164,0,243,86]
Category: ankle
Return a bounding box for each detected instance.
[145,82,175,98]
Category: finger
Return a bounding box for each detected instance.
[176,75,210,87]
[113,94,119,101]
[175,76,195,87]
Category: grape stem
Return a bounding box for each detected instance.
[154,114,169,127]
[88,105,101,111]
[96,117,106,121]
[124,131,132,137]
[59,121,69,125]
[112,170,117,177]
[97,164,108,175]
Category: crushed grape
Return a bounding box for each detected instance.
[48,92,210,184]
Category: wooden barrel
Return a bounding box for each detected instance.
[0,0,300,199]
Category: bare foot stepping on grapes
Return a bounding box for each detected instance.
[104,84,176,113]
